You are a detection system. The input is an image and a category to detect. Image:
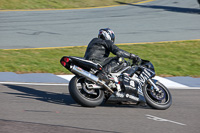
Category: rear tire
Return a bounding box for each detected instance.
[143,81,172,110]
[69,76,104,107]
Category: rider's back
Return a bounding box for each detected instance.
[84,38,113,64]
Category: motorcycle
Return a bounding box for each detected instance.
[60,56,172,110]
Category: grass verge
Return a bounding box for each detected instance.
[0,0,142,10]
[0,40,200,77]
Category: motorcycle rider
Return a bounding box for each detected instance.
[84,28,141,83]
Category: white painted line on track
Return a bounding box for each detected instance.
[0,82,199,89]
[58,75,189,87]
[168,87,200,90]
[57,75,189,88]
[0,82,68,86]
[57,75,200,89]
[153,76,189,88]
[57,75,75,81]
[146,114,186,126]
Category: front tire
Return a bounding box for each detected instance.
[143,81,172,110]
[69,76,104,107]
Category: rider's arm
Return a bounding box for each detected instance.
[105,40,131,58]
[105,40,141,61]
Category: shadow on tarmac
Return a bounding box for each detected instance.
[3,84,76,106]
[116,1,200,14]
[3,84,151,109]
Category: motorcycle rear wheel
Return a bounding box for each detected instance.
[69,76,104,107]
[143,81,172,110]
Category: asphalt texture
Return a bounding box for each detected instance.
[0,0,200,49]
[0,84,200,133]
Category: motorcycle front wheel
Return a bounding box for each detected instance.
[143,81,172,110]
[69,76,104,107]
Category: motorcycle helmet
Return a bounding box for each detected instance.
[98,28,115,43]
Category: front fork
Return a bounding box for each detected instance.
[147,79,162,93]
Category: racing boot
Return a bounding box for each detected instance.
[97,71,111,85]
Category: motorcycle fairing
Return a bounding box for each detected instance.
[108,67,147,103]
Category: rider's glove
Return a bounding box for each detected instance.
[130,54,142,63]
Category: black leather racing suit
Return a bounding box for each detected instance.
[84,38,131,73]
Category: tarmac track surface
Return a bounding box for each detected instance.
[0,0,200,49]
[0,84,200,133]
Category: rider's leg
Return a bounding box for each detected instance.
[97,57,118,84]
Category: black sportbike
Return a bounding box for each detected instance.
[60,56,172,110]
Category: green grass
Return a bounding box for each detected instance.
[0,0,142,10]
[0,40,200,77]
